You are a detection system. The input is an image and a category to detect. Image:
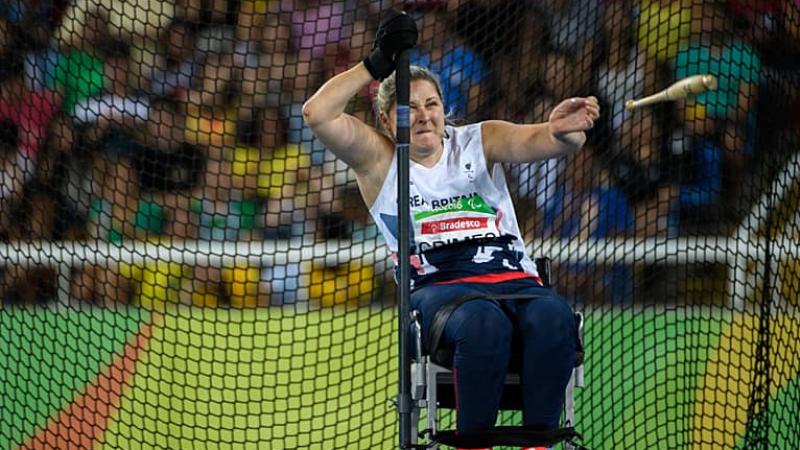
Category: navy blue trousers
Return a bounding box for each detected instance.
[411,278,577,433]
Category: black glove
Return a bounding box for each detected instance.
[363,9,418,81]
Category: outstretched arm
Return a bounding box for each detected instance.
[482,96,600,163]
[302,63,391,176]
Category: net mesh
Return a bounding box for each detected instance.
[1,0,799,449]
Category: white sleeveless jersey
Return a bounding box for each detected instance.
[369,122,538,287]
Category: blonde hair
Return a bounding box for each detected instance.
[374,65,445,119]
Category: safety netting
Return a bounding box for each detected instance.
[1,1,799,449]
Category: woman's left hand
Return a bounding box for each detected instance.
[549,96,601,146]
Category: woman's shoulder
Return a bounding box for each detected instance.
[446,121,484,141]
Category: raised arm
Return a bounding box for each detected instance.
[482,96,600,163]
[302,63,389,175]
[303,9,418,178]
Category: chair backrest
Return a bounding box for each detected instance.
[533,257,552,287]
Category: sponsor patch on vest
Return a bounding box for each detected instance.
[421,217,488,234]
[413,194,500,250]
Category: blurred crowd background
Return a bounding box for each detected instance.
[0,0,798,308]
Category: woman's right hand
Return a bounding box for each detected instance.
[363,9,418,80]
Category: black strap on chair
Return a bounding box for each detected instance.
[427,293,550,368]
[432,426,588,449]
[426,293,584,369]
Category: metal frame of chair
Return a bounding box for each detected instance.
[408,258,586,449]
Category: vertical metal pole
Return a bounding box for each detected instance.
[395,50,412,450]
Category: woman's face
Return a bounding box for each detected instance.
[384,80,446,159]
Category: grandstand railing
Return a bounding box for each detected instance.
[730,151,800,310]
[3,236,798,307]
